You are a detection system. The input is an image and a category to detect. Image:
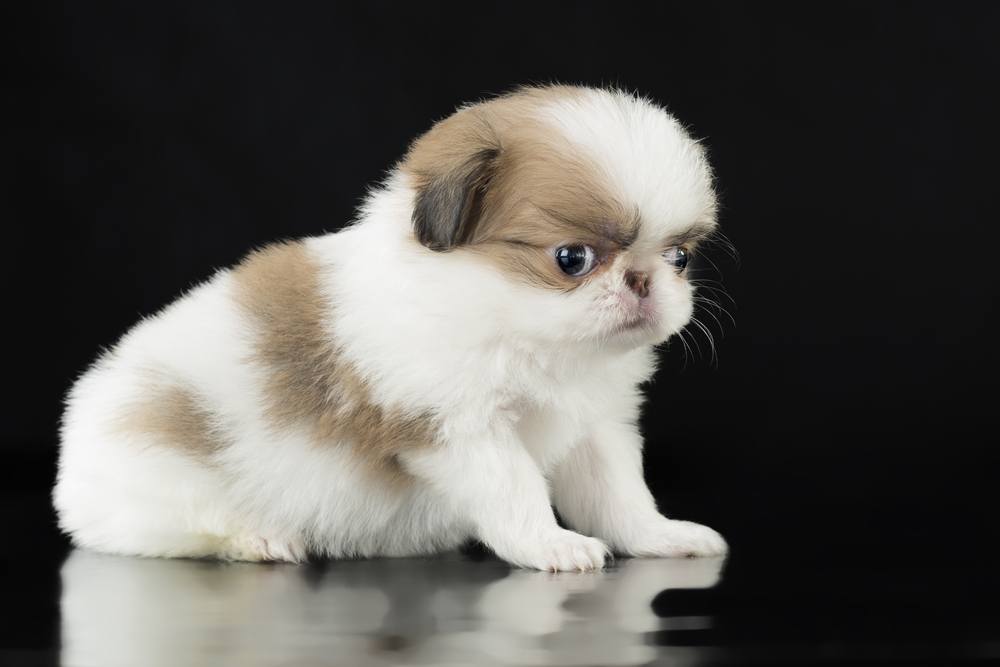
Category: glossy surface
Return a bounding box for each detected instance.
[60,550,726,667]
[3,489,999,666]
[7,533,1000,665]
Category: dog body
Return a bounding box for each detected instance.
[55,86,727,570]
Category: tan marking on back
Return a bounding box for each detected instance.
[117,380,228,460]
[231,241,437,484]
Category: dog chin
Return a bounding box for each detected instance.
[598,317,675,349]
[604,300,689,346]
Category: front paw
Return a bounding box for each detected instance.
[624,519,728,558]
[501,529,610,572]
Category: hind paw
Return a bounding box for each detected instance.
[219,534,306,563]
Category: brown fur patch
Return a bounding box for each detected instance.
[402,86,640,290]
[231,241,437,484]
[117,380,228,460]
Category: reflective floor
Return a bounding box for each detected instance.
[3,488,998,666]
[60,550,726,667]
[40,548,1000,666]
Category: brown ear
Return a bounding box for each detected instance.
[411,147,498,251]
[402,107,501,252]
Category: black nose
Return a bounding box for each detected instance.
[624,270,650,298]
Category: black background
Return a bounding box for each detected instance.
[8,1,1000,659]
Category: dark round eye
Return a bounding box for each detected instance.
[663,246,689,272]
[555,244,598,277]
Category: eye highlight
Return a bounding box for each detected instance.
[663,246,690,273]
[554,244,598,277]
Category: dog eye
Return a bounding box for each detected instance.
[662,247,689,272]
[555,244,597,277]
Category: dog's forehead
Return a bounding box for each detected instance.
[536,88,717,244]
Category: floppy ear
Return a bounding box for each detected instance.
[411,147,499,251]
[401,107,502,252]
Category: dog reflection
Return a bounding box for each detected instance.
[60,551,724,666]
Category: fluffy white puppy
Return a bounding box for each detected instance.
[54,85,728,571]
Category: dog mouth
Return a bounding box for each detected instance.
[612,310,657,336]
[605,292,661,338]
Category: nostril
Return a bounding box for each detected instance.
[624,270,650,299]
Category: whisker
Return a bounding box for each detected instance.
[691,286,736,307]
[675,327,693,369]
[693,297,727,332]
[689,277,735,297]
[694,251,724,277]
[693,295,737,328]
[702,230,741,265]
[682,322,704,361]
[689,315,718,366]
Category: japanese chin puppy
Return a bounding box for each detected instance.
[55,85,728,571]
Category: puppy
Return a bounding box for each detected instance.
[54,85,728,571]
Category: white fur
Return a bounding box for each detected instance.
[54,87,727,570]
